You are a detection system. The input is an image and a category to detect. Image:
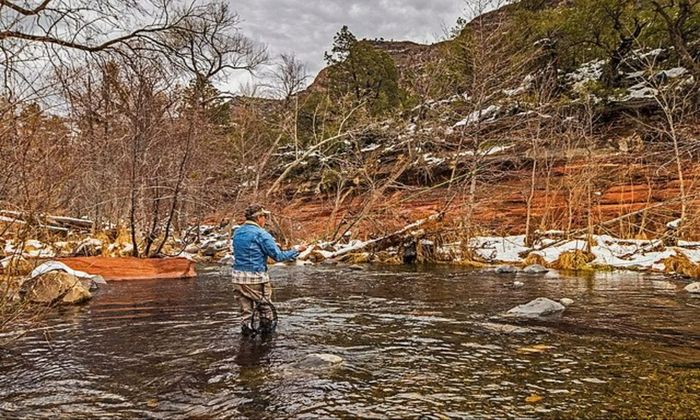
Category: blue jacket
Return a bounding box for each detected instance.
[232,221,299,272]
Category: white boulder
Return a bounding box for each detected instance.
[30,261,106,290]
[523,264,548,274]
[506,297,566,318]
[495,265,518,274]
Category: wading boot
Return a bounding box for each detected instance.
[259,318,275,335]
[241,323,256,337]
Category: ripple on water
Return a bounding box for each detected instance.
[1,265,699,418]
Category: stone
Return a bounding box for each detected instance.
[495,265,518,274]
[559,298,575,306]
[30,261,106,290]
[523,264,548,274]
[513,281,525,288]
[23,271,91,305]
[684,282,700,294]
[293,353,343,369]
[506,297,566,318]
[348,264,365,271]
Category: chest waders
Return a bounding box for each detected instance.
[248,283,278,336]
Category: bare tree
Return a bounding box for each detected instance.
[262,53,309,101]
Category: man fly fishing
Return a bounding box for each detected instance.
[231,204,306,336]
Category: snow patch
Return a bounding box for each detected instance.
[453,105,500,128]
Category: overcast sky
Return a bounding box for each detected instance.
[228,0,466,92]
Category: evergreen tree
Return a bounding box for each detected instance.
[324,26,403,114]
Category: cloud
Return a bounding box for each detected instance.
[225,0,464,93]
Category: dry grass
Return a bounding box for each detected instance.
[522,252,547,267]
[341,252,371,264]
[1,256,33,277]
[372,251,402,264]
[662,252,700,279]
[553,249,596,270]
[454,258,489,268]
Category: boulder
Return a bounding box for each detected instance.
[30,261,106,290]
[506,297,565,318]
[495,265,518,274]
[523,264,548,274]
[685,282,700,294]
[23,271,91,305]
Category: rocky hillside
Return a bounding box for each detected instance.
[232,0,700,243]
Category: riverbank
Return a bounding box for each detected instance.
[3,227,700,281]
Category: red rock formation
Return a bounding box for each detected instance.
[58,257,197,281]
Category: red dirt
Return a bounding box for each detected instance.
[58,257,197,281]
[269,159,700,241]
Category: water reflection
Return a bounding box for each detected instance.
[235,335,275,368]
[0,265,698,418]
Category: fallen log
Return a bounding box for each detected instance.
[45,215,94,230]
[320,212,444,260]
[58,257,197,281]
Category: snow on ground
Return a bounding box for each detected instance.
[659,67,687,79]
[621,82,658,100]
[566,59,605,92]
[361,143,381,152]
[453,233,700,272]
[453,105,500,128]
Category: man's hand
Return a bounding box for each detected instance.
[294,244,308,252]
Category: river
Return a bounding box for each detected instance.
[1,264,699,418]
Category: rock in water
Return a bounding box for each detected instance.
[348,264,365,271]
[513,281,525,288]
[523,264,548,274]
[685,282,700,294]
[559,298,575,306]
[506,297,565,317]
[23,271,92,305]
[495,265,518,274]
[293,353,343,369]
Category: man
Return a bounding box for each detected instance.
[231,204,306,335]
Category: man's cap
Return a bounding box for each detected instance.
[244,203,271,219]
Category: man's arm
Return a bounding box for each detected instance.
[259,231,300,262]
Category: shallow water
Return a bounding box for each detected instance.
[1,265,699,418]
